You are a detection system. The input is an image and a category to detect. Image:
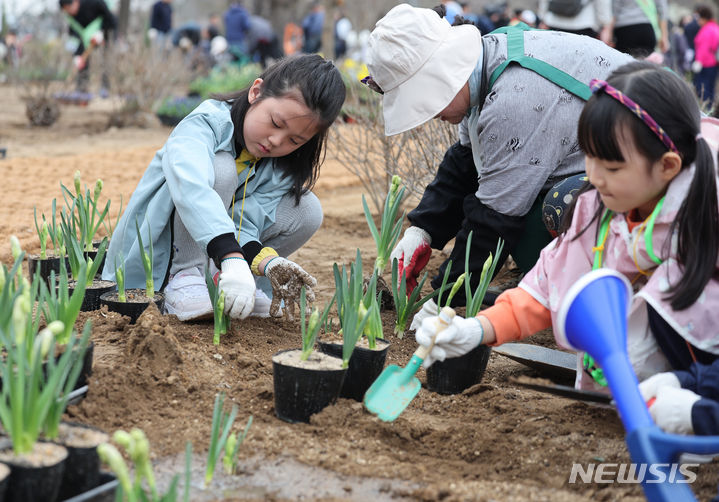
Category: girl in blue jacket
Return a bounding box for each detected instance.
[103,54,346,321]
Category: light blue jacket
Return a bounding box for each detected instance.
[102,99,294,289]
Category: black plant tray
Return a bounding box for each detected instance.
[61,472,118,502]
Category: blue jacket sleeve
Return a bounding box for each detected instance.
[675,359,719,435]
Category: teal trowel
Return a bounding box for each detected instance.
[364,306,455,421]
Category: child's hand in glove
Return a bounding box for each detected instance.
[264,257,317,321]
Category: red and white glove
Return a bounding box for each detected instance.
[639,372,680,402]
[391,226,431,293]
[90,31,104,46]
[648,386,700,435]
[73,55,86,71]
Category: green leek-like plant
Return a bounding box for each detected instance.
[39,258,88,345]
[222,415,253,475]
[116,256,126,303]
[64,223,107,287]
[98,428,190,502]
[33,200,65,258]
[0,314,91,455]
[299,287,335,361]
[390,258,439,338]
[205,392,238,487]
[135,219,154,299]
[464,233,505,317]
[102,193,123,238]
[61,171,111,252]
[362,175,406,275]
[434,259,455,310]
[204,267,229,345]
[359,270,383,349]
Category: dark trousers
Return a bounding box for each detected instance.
[614,23,656,58]
[693,65,718,107]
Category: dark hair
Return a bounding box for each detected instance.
[431,4,478,26]
[565,60,719,310]
[213,54,346,204]
[696,5,714,20]
[59,0,73,6]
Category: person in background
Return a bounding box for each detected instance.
[224,2,250,59]
[246,15,283,68]
[461,2,495,33]
[683,10,700,52]
[301,2,325,53]
[334,10,352,59]
[539,0,612,39]
[442,0,463,24]
[148,0,172,50]
[102,54,346,323]
[692,4,719,109]
[59,0,116,93]
[602,0,669,57]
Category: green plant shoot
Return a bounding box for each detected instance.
[204,267,229,345]
[390,258,439,338]
[205,392,238,487]
[434,259,454,311]
[222,415,253,475]
[446,272,466,307]
[40,259,88,345]
[362,174,406,275]
[464,232,505,317]
[135,219,154,298]
[300,287,335,361]
[116,256,126,303]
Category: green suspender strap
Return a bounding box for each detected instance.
[65,15,104,49]
[634,0,661,44]
[487,23,592,101]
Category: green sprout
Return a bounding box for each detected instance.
[435,259,456,310]
[205,267,229,345]
[135,219,154,298]
[62,172,111,252]
[205,392,238,487]
[390,258,439,338]
[464,233,505,317]
[362,175,406,275]
[62,214,107,287]
[300,287,335,361]
[222,415,253,475]
[116,256,126,303]
[39,258,88,345]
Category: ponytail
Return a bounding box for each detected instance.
[666,138,719,309]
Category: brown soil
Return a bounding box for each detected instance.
[1,84,718,501]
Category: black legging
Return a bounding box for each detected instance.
[614,23,656,58]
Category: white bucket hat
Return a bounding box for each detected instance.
[367,4,482,136]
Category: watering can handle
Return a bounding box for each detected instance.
[415,306,456,361]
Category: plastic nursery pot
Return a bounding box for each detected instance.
[272,349,347,423]
[55,422,110,501]
[68,279,116,312]
[0,442,68,502]
[27,254,69,288]
[62,471,118,502]
[318,338,390,402]
[99,290,165,324]
[84,246,107,276]
[425,344,492,395]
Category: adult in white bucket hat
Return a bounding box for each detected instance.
[365,4,632,341]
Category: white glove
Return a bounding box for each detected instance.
[390,226,431,269]
[90,31,104,46]
[692,60,703,74]
[649,386,700,435]
[147,28,158,40]
[264,257,317,321]
[639,372,681,402]
[219,257,255,319]
[73,55,86,70]
[410,298,438,332]
[415,314,484,368]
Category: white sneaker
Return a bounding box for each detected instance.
[163,267,214,321]
[250,288,275,318]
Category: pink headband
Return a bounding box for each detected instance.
[589,79,679,154]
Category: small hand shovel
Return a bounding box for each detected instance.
[364,306,455,421]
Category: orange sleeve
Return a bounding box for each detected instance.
[482,288,552,346]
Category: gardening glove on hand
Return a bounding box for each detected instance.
[264,257,317,321]
[73,55,86,71]
[90,31,104,46]
[219,258,255,320]
[415,314,484,368]
[639,372,681,403]
[391,226,432,293]
[648,386,701,435]
[410,298,438,332]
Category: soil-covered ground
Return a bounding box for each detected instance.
[2,85,718,501]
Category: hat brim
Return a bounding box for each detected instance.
[382,25,482,136]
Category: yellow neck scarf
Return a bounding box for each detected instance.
[236,149,260,174]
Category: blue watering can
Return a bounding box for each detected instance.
[555,268,719,501]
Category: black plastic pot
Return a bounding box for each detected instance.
[99,290,165,324]
[56,423,109,501]
[62,472,118,502]
[0,462,9,502]
[83,246,106,279]
[27,254,69,287]
[318,338,390,401]
[68,280,116,312]
[0,442,67,502]
[272,349,346,423]
[425,345,492,395]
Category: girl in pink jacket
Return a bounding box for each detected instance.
[417,60,719,435]
[692,5,719,105]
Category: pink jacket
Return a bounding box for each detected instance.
[520,159,719,390]
[694,20,719,68]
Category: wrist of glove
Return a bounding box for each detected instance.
[649,386,700,435]
[264,257,317,321]
[415,314,484,368]
[639,372,680,402]
[219,257,255,319]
